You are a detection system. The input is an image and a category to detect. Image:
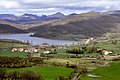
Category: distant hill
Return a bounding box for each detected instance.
[104,10,120,15]
[28,12,120,40]
[0,14,17,20]
[68,13,78,16]
[20,13,40,20]
[0,13,66,24]
[104,10,120,17]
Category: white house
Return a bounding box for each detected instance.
[43,51,50,54]
[103,51,113,56]
[18,48,24,52]
[11,48,18,52]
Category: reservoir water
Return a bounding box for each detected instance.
[0,33,78,45]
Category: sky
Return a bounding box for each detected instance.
[0,0,120,16]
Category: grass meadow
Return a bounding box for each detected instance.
[79,61,120,80]
[0,50,27,58]
[6,65,73,80]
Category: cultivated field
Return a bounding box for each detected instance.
[6,65,73,80]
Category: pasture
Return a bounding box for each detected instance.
[79,61,120,80]
[0,50,27,58]
[6,65,73,80]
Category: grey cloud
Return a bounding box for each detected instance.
[0,0,120,15]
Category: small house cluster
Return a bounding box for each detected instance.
[97,48,114,56]
[11,47,38,53]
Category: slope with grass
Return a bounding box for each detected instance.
[79,61,120,80]
[6,65,73,80]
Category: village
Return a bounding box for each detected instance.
[10,36,120,61]
[1,34,120,80]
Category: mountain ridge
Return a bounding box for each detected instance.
[0,11,120,40]
[27,11,120,40]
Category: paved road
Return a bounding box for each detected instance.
[71,73,79,80]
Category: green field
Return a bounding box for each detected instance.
[79,61,120,80]
[45,53,75,58]
[0,50,27,58]
[6,65,73,80]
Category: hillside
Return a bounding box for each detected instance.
[28,12,120,40]
[0,23,26,34]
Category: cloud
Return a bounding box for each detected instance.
[0,0,120,15]
[0,0,20,8]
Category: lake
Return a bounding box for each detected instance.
[0,33,78,45]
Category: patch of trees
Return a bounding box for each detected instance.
[0,68,44,80]
[0,57,44,68]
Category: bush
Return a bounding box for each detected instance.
[66,48,84,54]
[86,45,97,53]
[56,76,68,80]
[20,70,43,80]
[0,68,6,78]
[0,57,44,68]
[8,71,20,79]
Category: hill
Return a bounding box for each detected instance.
[48,12,66,19]
[27,12,120,40]
[0,23,26,34]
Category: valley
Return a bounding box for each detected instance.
[0,10,120,80]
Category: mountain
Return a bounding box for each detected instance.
[0,14,17,20]
[18,13,40,20]
[105,10,120,14]
[28,12,120,40]
[48,12,66,19]
[68,13,78,16]
[0,13,66,24]
[0,14,40,24]
[0,13,62,24]
[104,10,120,17]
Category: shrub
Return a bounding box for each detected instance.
[66,48,84,54]
[0,57,44,68]
[86,45,97,53]
[56,76,68,80]
[0,68,6,78]
[20,70,43,80]
[8,71,20,79]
